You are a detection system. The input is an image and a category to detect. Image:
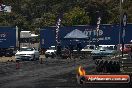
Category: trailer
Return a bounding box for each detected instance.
[40,24,132,50]
[0,26,18,56]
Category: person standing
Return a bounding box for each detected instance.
[56,43,62,57]
[69,43,74,59]
[130,46,132,59]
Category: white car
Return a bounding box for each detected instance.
[45,46,56,58]
[15,47,40,61]
[81,45,96,53]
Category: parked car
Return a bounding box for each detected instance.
[5,49,13,57]
[45,46,56,58]
[91,46,117,60]
[119,45,131,54]
[81,45,96,53]
[0,49,5,57]
[15,47,40,61]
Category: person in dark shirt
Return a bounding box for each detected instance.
[56,43,62,57]
[130,46,132,59]
[69,43,74,54]
[77,42,82,52]
[69,43,74,59]
[76,42,82,58]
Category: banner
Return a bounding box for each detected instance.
[82,75,130,83]
[55,13,63,43]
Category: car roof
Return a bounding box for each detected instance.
[21,47,33,48]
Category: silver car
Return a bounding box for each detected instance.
[91,46,116,60]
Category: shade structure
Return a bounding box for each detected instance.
[64,29,89,40]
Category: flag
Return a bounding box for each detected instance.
[96,17,101,37]
[122,12,127,48]
[122,0,124,3]
[122,28,125,38]
[55,14,63,43]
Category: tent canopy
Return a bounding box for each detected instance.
[64,29,89,39]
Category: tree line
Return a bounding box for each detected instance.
[0,0,132,32]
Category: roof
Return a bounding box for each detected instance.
[64,29,88,39]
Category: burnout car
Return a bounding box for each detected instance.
[15,47,40,61]
[91,46,117,60]
[45,46,56,58]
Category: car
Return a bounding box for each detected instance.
[5,49,13,57]
[15,47,40,61]
[81,45,96,53]
[119,45,131,54]
[45,46,56,58]
[0,49,5,57]
[91,46,117,60]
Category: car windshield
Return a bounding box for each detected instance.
[20,48,34,51]
[49,46,56,50]
[97,47,109,50]
[83,45,95,49]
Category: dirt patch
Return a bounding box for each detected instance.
[0,56,15,62]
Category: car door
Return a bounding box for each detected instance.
[34,48,39,58]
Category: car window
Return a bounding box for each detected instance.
[89,46,94,49]
[83,46,89,49]
[49,46,56,50]
[20,48,34,51]
[107,46,114,50]
[83,45,95,49]
[97,46,115,50]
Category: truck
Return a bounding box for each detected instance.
[40,24,132,50]
[0,26,18,56]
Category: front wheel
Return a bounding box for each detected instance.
[32,55,36,61]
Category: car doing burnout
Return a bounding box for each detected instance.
[15,47,39,61]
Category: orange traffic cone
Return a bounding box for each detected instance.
[16,61,20,69]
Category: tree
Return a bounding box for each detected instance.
[63,6,90,26]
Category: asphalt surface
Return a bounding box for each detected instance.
[0,56,131,88]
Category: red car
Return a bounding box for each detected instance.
[120,45,131,54]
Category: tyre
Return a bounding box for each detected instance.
[51,53,55,58]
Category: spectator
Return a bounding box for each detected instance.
[56,43,62,57]
[114,45,117,50]
[130,46,132,59]
[69,43,74,54]
[77,42,82,52]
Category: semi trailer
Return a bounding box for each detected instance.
[0,26,18,56]
[40,24,132,50]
